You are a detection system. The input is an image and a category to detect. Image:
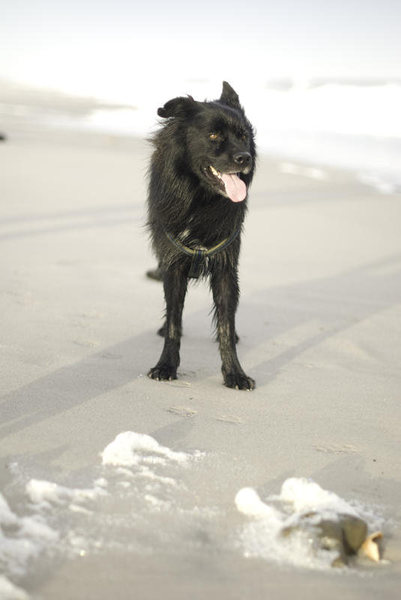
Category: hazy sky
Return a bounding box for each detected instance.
[1,0,400,97]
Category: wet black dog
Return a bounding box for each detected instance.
[147,82,256,390]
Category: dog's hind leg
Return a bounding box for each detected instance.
[211,265,255,390]
[146,263,163,282]
[148,266,187,381]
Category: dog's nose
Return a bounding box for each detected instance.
[233,152,251,167]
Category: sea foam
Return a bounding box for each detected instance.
[100,431,194,466]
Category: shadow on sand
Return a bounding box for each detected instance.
[1,253,400,439]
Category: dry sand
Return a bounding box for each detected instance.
[0,120,401,599]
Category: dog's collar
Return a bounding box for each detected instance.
[165,228,240,279]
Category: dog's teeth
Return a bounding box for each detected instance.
[210,166,221,178]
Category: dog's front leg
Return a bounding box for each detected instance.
[148,266,187,381]
[211,265,255,390]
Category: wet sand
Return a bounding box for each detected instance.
[1,122,400,599]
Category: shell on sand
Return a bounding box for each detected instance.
[359,531,383,562]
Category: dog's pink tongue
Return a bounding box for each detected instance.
[221,173,247,203]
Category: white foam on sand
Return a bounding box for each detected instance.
[3,438,385,596]
[100,431,197,467]
[1,431,205,597]
[26,479,107,508]
[235,478,382,570]
[0,575,29,600]
[0,491,58,598]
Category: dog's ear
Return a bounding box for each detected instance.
[157,95,197,119]
[219,81,240,109]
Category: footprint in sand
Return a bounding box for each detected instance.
[215,415,244,425]
[313,443,358,455]
[167,406,198,417]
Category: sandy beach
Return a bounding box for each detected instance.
[1,117,401,599]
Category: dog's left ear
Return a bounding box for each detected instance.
[220,81,241,109]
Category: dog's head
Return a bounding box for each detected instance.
[157,82,255,203]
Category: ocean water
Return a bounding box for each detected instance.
[80,79,401,193]
[2,78,400,193]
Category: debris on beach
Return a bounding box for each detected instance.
[235,478,384,569]
[360,531,383,562]
[281,513,382,567]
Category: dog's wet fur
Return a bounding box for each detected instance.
[147,82,256,390]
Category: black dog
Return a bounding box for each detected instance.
[147,82,256,390]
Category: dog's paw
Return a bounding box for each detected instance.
[148,364,177,381]
[224,372,255,391]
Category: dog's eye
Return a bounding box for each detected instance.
[209,132,219,141]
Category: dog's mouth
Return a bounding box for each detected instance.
[204,165,247,203]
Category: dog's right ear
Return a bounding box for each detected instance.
[157,95,197,119]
